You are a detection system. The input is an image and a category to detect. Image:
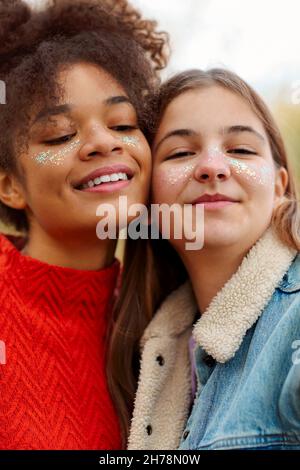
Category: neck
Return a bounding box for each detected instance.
[22,224,117,271]
[180,243,249,314]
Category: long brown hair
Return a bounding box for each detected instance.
[107,68,300,447]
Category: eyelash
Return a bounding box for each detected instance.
[43,125,138,146]
[112,125,138,132]
[166,148,257,160]
[44,133,76,146]
[166,151,194,160]
[227,148,257,155]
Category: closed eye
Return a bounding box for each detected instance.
[43,133,77,145]
[166,151,195,160]
[227,148,257,155]
[111,125,138,132]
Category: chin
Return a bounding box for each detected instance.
[203,224,242,249]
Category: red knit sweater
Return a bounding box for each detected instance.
[0,234,121,450]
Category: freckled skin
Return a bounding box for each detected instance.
[152,85,287,251]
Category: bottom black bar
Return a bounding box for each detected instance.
[0,450,299,468]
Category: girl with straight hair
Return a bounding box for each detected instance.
[110,68,300,450]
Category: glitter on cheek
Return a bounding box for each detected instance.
[33,139,81,166]
[228,158,274,185]
[161,164,195,186]
[35,150,52,165]
[119,135,140,147]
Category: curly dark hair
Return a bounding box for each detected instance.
[0,0,169,232]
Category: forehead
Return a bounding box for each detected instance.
[57,62,127,104]
[30,62,134,126]
[157,85,266,137]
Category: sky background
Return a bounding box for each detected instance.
[130,0,300,104]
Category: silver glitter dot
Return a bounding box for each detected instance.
[167,164,194,185]
[228,158,273,185]
[119,136,139,147]
[34,139,81,166]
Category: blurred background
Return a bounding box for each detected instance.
[2,0,300,236]
[130,0,300,189]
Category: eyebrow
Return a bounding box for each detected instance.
[104,95,133,107]
[154,128,198,152]
[223,125,266,142]
[154,124,266,153]
[32,104,72,124]
[32,95,133,125]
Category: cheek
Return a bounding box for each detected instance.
[229,158,275,191]
[139,145,152,178]
[151,163,195,203]
[30,142,81,177]
[22,156,69,204]
[31,139,81,166]
[122,134,151,169]
[230,159,276,209]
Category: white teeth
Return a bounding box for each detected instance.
[81,172,129,189]
[101,175,111,183]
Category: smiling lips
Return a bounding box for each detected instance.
[74,165,134,193]
[192,193,239,210]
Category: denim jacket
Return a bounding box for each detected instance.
[128,229,300,450]
[179,258,300,450]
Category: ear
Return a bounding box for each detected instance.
[0,171,27,210]
[274,166,289,203]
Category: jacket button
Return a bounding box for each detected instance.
[203,354,216,367]
[183,430,190,440]
[156,355,165,366]
[146,425,152,435]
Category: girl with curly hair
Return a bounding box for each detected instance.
[0,0,168,450]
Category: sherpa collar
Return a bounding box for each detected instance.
[141,228,297,363]
[193,228,296,362]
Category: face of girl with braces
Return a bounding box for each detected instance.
[152,85,288,252]
[6,62,151,239]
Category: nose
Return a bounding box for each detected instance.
[194,149,231,183]
[78,126,123,161]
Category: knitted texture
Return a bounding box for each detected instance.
[0,234,121,450]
